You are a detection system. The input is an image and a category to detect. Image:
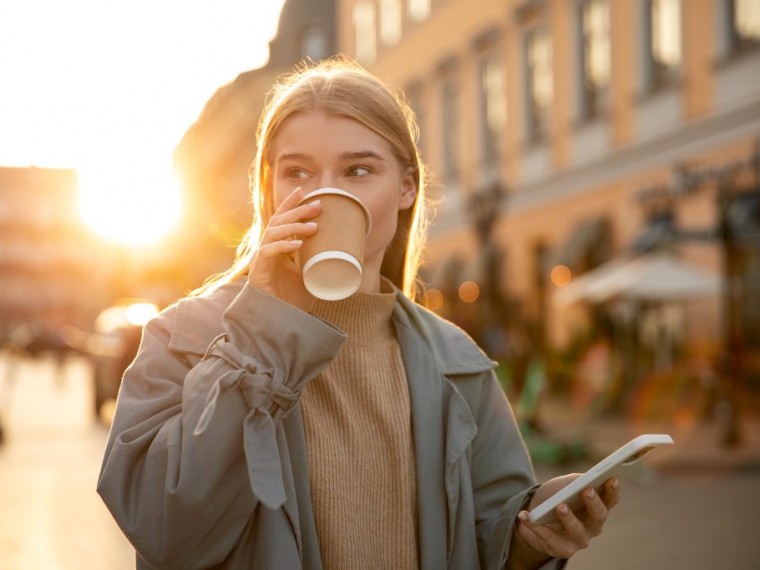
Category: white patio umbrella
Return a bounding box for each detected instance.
[554,252,723,305]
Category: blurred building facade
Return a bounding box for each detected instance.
[334,0,760,390]
[0,167,97,344]
[173,0,338,290]
[172,0,760,400]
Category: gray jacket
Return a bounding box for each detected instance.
[98,280,563,569]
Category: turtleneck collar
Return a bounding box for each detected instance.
[309,278,397,347]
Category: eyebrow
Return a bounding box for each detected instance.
[276,150,386,163]
[339,150,386,162]
[276,152,311,163]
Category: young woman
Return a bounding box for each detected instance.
[98,58,619,569]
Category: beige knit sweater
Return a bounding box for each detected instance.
[301,285,419,569]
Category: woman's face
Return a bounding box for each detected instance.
[269,110,416,286]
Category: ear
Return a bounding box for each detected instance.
[399,167,417,211]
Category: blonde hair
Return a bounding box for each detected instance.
[193,57,429,299]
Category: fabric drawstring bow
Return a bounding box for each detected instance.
[193,336,298,510]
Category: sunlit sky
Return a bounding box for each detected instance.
[0,0,286,244]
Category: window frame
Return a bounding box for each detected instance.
[729,0,760,55]
[408,0,431,23]
[577,0,611,121]
[477,51,507,170]
[379,0,402,47]
[645,0,683,92]
[353,0,378,65]
[524,26,554,145]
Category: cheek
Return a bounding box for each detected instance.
[366,203,399,246]
[272,192,286,210]
[272,182,291,210]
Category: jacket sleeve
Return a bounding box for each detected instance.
[468,371,566,570]
[96,284,346,569]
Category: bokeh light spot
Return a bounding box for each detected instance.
[422,288,444,311]
[458,281,480,303]
[551,264,572,287]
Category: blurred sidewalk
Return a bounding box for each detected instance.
[534,396,760,474]
[0,352,134,570]
[532,396,760,569]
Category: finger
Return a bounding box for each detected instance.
[276,186,306,212]
[268,186,306,223]
[269,200,321,229]
[261,221,318,244]
[580,487,608,536]
[602,477,621,510]
[270,187,321,223]
[516,512,555,556]
[256,239,303,259]
[518,511,578,559]
[555,502,592,549]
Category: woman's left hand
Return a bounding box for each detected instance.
[515,474,621,560]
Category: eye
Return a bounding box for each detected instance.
[286,168,309,179]
[346,165,371,177]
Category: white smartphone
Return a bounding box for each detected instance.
[527,433,674,525]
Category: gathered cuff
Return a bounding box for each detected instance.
[187,285,346,510]
[193,335,300,509]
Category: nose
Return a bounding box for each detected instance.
[313,172,341,191]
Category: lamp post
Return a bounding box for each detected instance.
[467,181,507,321]
[462,181,513,366]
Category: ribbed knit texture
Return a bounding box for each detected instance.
[301,284,419,569]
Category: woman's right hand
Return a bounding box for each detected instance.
[247,187,321,311]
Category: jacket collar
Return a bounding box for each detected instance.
[392,290,496,376]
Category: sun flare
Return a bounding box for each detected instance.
[2,0,289,250]
[78,165,183,247]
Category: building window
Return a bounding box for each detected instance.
[379,0,402,46]
[300,26,328,61]
[649,0,682,89]
[479,55,507,166]
[440,75,460,183]
[732,0,760,52]
[579,0,610,119]
[526,28,553,143]
[408,0,431,22]
[353,1,377,64]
